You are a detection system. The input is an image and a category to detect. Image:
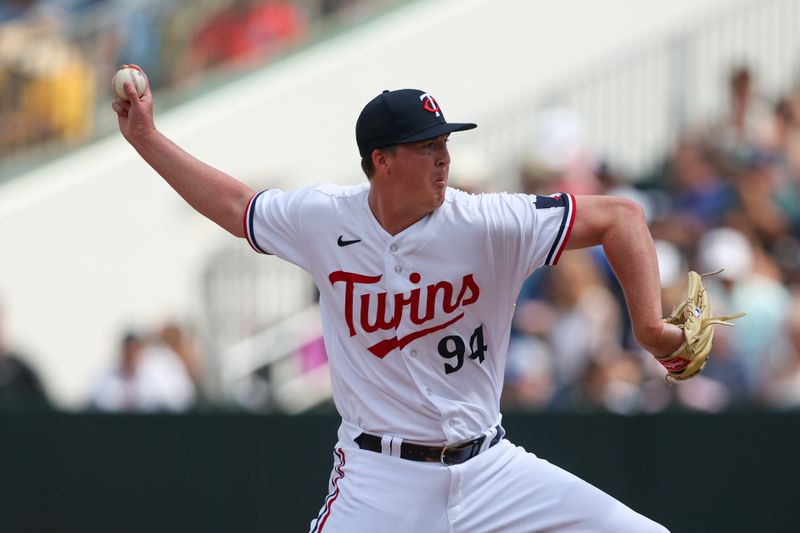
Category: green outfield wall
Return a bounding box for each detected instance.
[1,412,797,532]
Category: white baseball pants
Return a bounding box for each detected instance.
[308,435,669,533]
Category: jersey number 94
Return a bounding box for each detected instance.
[437,324,488,374]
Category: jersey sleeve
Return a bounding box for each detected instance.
[530,192,576,267]
[243,185,315,270]
[490,192,576,279]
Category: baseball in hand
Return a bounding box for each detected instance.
[112,67,147,101]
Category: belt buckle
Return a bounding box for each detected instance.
[439,443,457,466]
[439,437,480,466]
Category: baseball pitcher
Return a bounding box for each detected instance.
[113,65,741,532]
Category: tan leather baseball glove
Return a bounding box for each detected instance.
[656,269,746,381]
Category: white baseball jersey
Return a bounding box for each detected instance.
[244,182,575,444]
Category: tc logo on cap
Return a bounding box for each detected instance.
[420,93,441,117]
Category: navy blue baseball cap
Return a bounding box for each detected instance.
[356,89,477,157]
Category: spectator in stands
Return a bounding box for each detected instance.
[664,139,736,240]
[0,0,36,22]
[183,0,305,75]
[0,8,95,153]
[732,148,792,246]
[157,320,204,391]
[551,349,647,414]
[522,106,601,196]
[88,330,196,412]
[763,294,800,409]
[769,93,800,181]
[695,226,789,396]
[503,330,555,411]
[111,0,169,89]
[761,95,800,244]
[0,300,50,411]
[707,64,774,162]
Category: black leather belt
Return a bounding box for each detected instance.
[354,426,505,466]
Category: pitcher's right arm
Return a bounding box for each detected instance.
[112,64,254,238]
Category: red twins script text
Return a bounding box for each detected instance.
[328,271,481,358]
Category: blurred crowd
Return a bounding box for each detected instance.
[0,296,207,412]
[86,322,205,412]
[499,64,800,414]
[0,0,395,163]
[3,61,798,415]
[2,0,800,415]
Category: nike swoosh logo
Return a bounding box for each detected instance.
[337,235,362,247]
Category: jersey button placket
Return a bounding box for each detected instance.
[389,242,402,275]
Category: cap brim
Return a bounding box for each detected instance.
[396,122,477,144]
